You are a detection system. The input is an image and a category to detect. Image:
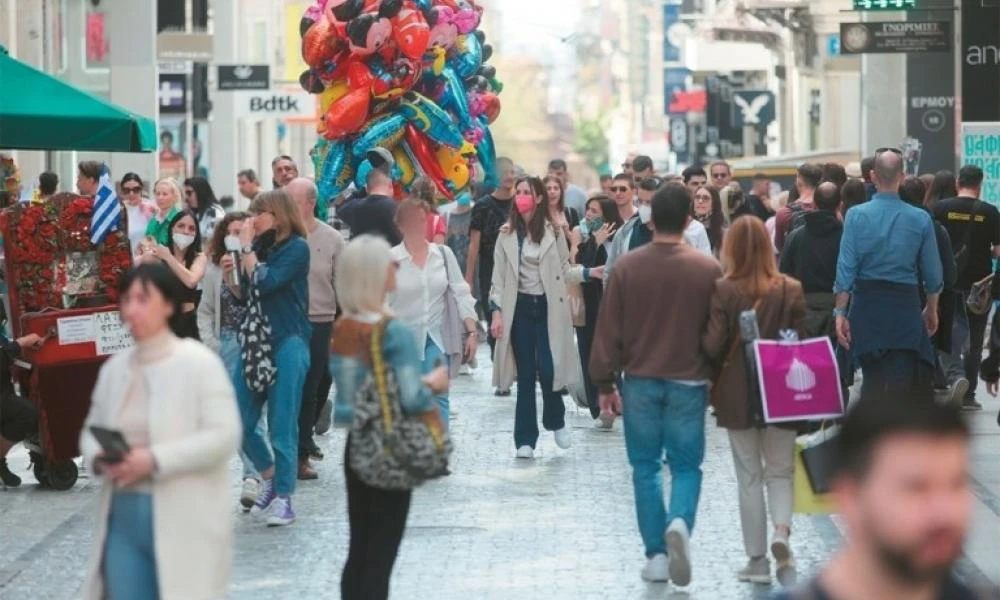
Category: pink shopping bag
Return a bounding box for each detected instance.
[753,337,844,423]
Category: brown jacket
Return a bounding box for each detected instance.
[702,275,807,430]
[590,241,722,391]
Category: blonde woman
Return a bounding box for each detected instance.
[703,216,806,586]
[80,263,240,599]
[237,189,312,526]
[145,178,183,246]
[330,235,448,600]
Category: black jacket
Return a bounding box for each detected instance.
[779,210,843,294]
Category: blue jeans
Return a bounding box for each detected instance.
[220,331,266,479]
[104,492,159,599]
[621,377,707,557]
[422,336,450,428]
[241,335,310,496]
[511,293,565,448]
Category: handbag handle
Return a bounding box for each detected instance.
[370,319,394,436]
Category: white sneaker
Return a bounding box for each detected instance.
[666,518,692,586]
[515,446,534,459]
[553,427,572,449]
[240,477,260,512]
[641,554,670,582]
[771,531,797,586]
[266,496,296,527]
[459,364,472,376]
[737,557,771,584]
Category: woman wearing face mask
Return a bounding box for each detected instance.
[120,173,154,255]
[145,178,182,247]
[694,185,726,257]
[183,176,227,241]
[543,175,580,242]
[237,189,311,526]
[389,200,479,427]
[79,263,240,600]
[331,235,448,600]
[196,212,267,510]
[137,210,207,339]
[489,176,589,458]
[569,195,621,427]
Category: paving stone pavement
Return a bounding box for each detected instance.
[0,346,905,600]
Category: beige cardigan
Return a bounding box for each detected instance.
[79,338,241,600]
[489,224,585,391]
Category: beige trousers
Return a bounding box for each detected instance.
[727,426,797,558]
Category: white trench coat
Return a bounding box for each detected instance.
[489,224,585,392]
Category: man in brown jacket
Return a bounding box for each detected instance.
[590,182,722,587]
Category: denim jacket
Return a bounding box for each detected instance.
[253,235,312,345]
[330,317,435,425]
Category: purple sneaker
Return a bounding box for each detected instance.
[266,496,296,527]
[250,478,276,517]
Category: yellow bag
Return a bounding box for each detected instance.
[793,442,835,514]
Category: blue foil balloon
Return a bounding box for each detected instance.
[354,159,374,190]
[317,140,353,222]
[351,114,407,162]
[400,92,465,149]
[440,66,474,132]
[476,120,497,190]
[451,33,483,80]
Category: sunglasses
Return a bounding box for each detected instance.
[122,186,142,194]
[875,147,903,156]
[610,186,631,193]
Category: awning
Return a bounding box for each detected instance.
[0,46,157,153]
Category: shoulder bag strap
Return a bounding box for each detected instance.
[438,245,454,283]
[722,295,764,364]
[370,319,394,435]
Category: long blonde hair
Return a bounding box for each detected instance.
[250,189,307,242]
[720,216,781,299]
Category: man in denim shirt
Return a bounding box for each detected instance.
[834,149,943,396]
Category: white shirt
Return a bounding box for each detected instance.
[126,201,153,254]
[684,219,714,257]
[388,242,477,359]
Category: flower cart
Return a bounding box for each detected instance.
[0,193,132,489]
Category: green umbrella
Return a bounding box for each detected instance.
[0,45,157,153]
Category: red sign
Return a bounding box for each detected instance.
[668,90,707,114]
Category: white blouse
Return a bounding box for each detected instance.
[389,242,478,359]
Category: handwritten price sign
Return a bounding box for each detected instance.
[94,311,133,356]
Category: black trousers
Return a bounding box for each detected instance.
[479,274,497,359]
[342,443,412,600]
[299,321,332,459]
[575,322,599,419]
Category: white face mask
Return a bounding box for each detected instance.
[173,233,195,250]
[638,204,652,224]
[224,235,242,252]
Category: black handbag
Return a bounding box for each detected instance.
[800,427,839,494]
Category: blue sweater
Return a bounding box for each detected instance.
[253,235,311,345]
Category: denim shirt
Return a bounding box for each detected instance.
[834,193,943,295]
[253,235,312,345]
[330,318,435,425]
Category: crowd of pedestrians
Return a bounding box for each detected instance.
[1,147,997,600]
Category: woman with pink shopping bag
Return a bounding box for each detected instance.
[703,217,806,587]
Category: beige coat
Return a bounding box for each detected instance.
[490,224,585,391]
[79,339,241,600]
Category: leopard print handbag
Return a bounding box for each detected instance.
[237,282,276,394]
[348,319,452,491]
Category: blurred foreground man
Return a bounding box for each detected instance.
[775,392,990,600]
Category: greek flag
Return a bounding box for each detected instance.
[90,164,121,245]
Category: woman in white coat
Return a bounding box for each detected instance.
[79,263,241,600]
[489,176,590,459]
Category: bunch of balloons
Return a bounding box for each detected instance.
[299,0,502,219]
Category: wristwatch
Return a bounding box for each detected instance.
[241,245,254,255]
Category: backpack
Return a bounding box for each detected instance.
[348,319,452,490]
[786,202,809,237]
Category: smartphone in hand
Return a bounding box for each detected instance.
[89,426,131,464]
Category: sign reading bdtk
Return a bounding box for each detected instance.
[217,65,270,91]
[840,21,950,54]
[234,91,315,119]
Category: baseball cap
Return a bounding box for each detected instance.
[366,147,395,172]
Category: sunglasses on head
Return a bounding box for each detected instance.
[610,186,630,193]
[875,147,903,156]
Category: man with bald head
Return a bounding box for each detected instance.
[289,177,345,479]
[834,149,943,397]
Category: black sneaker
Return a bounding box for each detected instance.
[308,446,324,462]
[0,458,22,487]
[962,397,983,412]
